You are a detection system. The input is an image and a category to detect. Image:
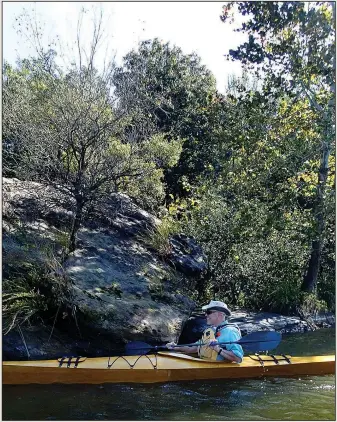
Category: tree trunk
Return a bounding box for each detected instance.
[301,20,334,292]
[301,240,322,292]
[69,196,85,253]
[301,141,330,292]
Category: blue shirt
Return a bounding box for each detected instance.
[215,323,244,362]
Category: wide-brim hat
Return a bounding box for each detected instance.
[202,300,231,316]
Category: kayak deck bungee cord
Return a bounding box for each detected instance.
[3,352,335,384]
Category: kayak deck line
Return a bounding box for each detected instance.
[3,353,335,385]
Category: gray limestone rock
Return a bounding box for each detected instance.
[3,178,199,359]
[168,234,207,276]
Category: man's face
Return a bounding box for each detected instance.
[205,309,223,325]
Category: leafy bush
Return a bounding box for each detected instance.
[299,292,328,316]
[182,185,322,314]
[236,233,308,313]
[139,217,180,259]
[122,134,183,213]
[3,278,47,334]
[316,216,335,311]
[3,245,74,334]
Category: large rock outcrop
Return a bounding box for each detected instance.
[3,178,206,359]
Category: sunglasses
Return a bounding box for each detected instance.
[205,310,218,315]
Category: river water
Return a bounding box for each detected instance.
[3,328,335,420]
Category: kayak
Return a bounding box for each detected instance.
[3,352,335,384]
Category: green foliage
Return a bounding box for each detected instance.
[113,38,223,196]
[3,274,47,335]
[220,1,335,296]
[221,2,335,98]
[54,230,70,252]
[123,165,165,212]
[180,164,333,313]
[120,134,183,212]
[142,134,184,169]
[3,54,184,250]
[317,212,335,310]
[139,217,180,259]
[3,246,74,334]
[3,61,36,177]
[236,234,306,313]
[299,293,328,316]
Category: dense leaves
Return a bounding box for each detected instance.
[3,53,182,253]
[220,1,335,299]
[113,39,225,196]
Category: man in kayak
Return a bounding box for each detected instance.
[166,300,243,363]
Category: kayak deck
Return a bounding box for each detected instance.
[3,353,335,384]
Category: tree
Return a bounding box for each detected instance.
[113,38,224,197]
[3,9,182,254]
[3,61,36,177]
[221,1,335,293]
[171,65,334,312]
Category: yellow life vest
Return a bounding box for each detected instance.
[197,328,218,360]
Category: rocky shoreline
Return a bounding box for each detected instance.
[178,310,335,344]
[230,310,335,335]
[3,310,335,361]
[3,177,335,361]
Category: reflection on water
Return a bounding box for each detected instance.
[276,327,336,357]
[3,329,336,421]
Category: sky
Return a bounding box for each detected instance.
[3,2,246,93]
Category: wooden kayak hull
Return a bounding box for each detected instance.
[3,353,335,385]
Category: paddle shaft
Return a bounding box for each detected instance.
[125,331,281,355]
[175,338,274,348]
[127,335,278,349]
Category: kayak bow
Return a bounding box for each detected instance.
[3,353,335,385]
